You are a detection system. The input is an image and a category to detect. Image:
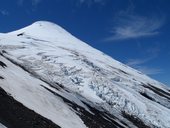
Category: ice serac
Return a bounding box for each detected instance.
[0,21,170,128]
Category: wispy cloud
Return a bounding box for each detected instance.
[0,10,9,16]
[126,57,162,75]
[134,66,162,75]
[17,0,42,6]
[105,14,164,41]
[125,42,162,75]
[17,0,24,6]
[31,0,42,6]
[77,0,106,7]
[126,58,152,67]
[127,46,160,67]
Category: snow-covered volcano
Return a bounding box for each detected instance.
[0,21,170,128]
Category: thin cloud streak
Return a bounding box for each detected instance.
[126,58,151,67]
[0,10,9,16]
[17,0,106,8]
[125,44,162,75]
[77,0,106,7]
[126,57,162,75]
[31,0,42,6]
[106,14,165,41]
[17,0,24,6]
[134,66,162,75]
[17,0,42,6]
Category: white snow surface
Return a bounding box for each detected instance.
[0,21,170,128]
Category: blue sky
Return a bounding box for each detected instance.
[0,0,170,86]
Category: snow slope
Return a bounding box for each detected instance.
[0,21,170,128]
[0,56,87,128]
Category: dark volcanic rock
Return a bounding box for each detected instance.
[0,87,60,128]
[0,61,7,68]
[0,76,4,79]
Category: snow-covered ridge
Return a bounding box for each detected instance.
[1,21,170,128]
